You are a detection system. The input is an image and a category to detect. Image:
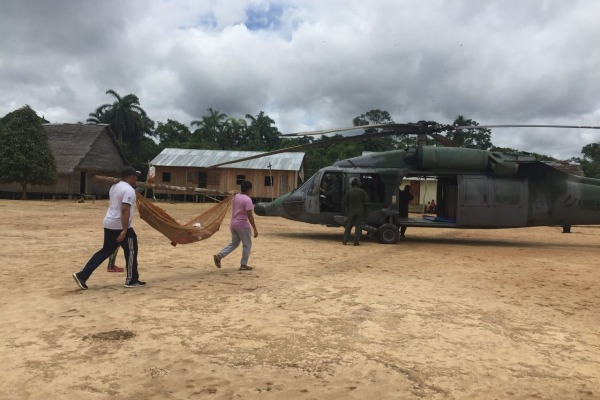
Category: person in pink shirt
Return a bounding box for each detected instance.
[213,180,258,270]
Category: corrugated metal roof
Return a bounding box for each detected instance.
[150,148,305,171]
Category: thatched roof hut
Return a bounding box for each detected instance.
[0,123,128,197]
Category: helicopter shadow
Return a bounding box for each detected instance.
[274,231,600,250]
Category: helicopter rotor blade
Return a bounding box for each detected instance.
[210,123,600,168]
[208,129,407,168]
[455,124,600,130]
[280,123,420,137]
[209,122,458,168]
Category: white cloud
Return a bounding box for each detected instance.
[1,0,600,159]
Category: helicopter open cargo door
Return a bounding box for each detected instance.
[458,176,528,227]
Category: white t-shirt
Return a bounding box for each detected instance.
[103,181,136,230]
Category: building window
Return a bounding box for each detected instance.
[236,175,246,185]
[162,172,171,183]
[207,171,220,185]
[186,171,197,183]
[264,175,273,186]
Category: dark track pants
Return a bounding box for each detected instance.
[343,213,364,244]
[78,228,139,284]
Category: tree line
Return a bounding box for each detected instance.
[2,89,600,198]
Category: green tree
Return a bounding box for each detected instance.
[353,109,393,129]
[95,89,154,151]
[244,111,281,150]
[446,116,493,149]
[86,106,110,124]
[191,108,228,149]
[352,109,398,152]
[0,105,57,199]
[578,143,600,178]
[302,135,363,176]
[156,119,192,148]
[123,136,161,176]
[222,117,247,149]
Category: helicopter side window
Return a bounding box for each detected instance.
[494,180,520,205]
[464,178,488,204]
[360,174,385,203]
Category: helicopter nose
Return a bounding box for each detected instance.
[254,202,268,216]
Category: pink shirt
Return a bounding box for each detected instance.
[230,193,254,230]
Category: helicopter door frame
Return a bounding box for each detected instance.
[305,171,323,215]
[318,171,344,213]
[491,177,528,227]
[458,175,491,226]
[457,175,527,227]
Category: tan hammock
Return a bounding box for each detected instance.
[136,194,232,246]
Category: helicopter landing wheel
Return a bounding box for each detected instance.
[377,223,399,244]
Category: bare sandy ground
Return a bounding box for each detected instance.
[0,198,598,400]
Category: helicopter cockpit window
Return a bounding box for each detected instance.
[307,172,322,196]
[296,174,316,194]
[360,174,385,203]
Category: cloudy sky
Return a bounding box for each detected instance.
[1,0,599,159]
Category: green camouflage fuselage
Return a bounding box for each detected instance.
[255,147,600,230]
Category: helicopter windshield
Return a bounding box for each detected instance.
[298,173,318,195]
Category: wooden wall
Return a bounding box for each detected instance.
[153,166,298,199]
[0,171,114,196]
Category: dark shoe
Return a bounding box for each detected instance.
[124,281,146,288]
[107,265,124,272]
[72,273,88,290]
[354,243,360,246]
[213,254,222,268]
[239,265,253,271]
[400,234,406,238]
[342,241,347,245]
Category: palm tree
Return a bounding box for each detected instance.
[98,89,150,149]
[86,105,110,124]
[244,111,281,150]
[191,108,228,149]
[222,117,247,149]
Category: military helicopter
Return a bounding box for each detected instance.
[210,121,600,244]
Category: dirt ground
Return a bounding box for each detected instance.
[0,198,598,400]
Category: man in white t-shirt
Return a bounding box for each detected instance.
[73,166,145,289]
